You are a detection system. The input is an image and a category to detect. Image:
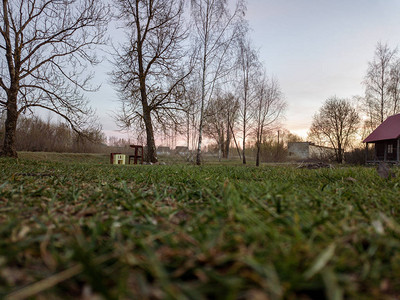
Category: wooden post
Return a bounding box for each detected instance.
[365,142,368,164]
[397,139,400,163]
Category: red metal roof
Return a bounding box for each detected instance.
[363,114,400,143]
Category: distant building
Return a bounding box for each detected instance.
[156,146,171,156]
[175,146,189,156]
[363,114,400,163]
[288,142,336,161]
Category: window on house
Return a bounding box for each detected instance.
[388,144,393,154]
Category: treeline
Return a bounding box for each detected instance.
[207,130,303,162]
[0,115,106,153]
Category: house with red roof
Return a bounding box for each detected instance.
[363,114,400,163]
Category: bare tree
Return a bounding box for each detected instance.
[254,76,285,166]
[190,0,245,165]
[0,0,109,158]
[111,0,190,163]
[181,81,200,153]
[0,114,105,153]
[363,42,397,131]
[224,93,240,159]
[309,97,360,163]
[236,35,260,164]
[389,58,400,115]
[203,92,238,160]
[203,96,225,160]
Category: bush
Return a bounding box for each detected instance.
[345,147,365,165]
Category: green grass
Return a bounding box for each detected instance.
[0,156,399,299]
[18,151,110,164]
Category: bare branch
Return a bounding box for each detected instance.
[0,0,109,157]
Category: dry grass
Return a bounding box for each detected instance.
[1,156,399,299]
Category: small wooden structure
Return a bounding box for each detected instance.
[128,144,144,164]
[363,114,400,163]
[110,153,126,165]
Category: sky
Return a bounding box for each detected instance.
[87,0,400,140]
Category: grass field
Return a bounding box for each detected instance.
[0,154,399,299]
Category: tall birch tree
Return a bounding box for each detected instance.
[236,36,259,164]
[190,0,244,165]
[363,42,397,131]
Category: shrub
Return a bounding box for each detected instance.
[345,147,365,165]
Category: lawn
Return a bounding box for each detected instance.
[0,156,399,299]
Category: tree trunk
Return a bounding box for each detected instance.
[143,106,157,163]
[224,115,230,159]
[242,78,248,164]
[196,48,207,166]
[230,122,241,160]
[220,128,224,159]
[256,123,262,167]
[1,90,19,158]
[256,141,260,166]
[138,63,157,163]
[337,142,343,163]
[242,121,246,164]
[196,115,203,165]
[186,111,190,150]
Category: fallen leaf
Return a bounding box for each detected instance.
[345,177,357,183]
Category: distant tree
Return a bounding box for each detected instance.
[203,95,226,161]
[223,93,240,159]
[190,0,245,165]
[177,80,200,152]
[72,128,106,153]
[254,76,285,166]
[111,0,190,163]
[0,0,109,158]
[255,131,284,162]
[363,42,398,131]
[389,58,400,115]
[246,130,301,163]
[285,131,303,143]
[8,115,105,153]
[309,97,360,163]
[108,136,132,148]
[203,92,239,160]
